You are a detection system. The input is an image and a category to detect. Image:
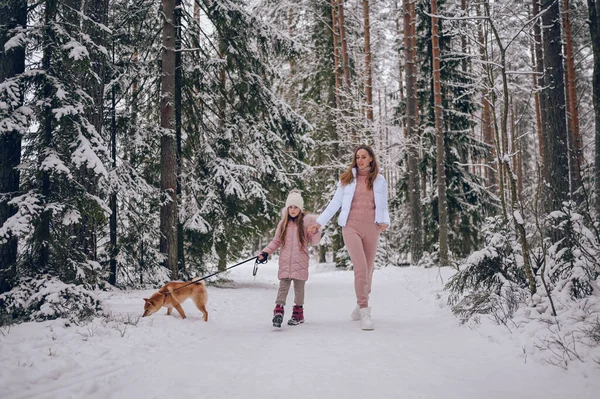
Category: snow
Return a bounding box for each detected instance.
[0,262,598,399]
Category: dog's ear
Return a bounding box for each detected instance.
[143,298,149,302]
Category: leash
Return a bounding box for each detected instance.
[168,256,267,294]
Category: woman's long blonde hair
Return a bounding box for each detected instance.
[340,145,379,189]
[279,210,306,248]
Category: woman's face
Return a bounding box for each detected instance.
[288,205,301,218]
[355,149,373,171]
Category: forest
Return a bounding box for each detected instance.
[1,0,599,357]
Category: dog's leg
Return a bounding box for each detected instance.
[193,297,209,322]
[174,304,187,319]
[167,307,172,316]
[199,304,209,322]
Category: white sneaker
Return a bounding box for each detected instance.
[359,307,374,330]
[351,305,361,321]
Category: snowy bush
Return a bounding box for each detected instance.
[543,204,600,302]
[0,275,104,325]
[446,204,600,367]
[446,215,528,322]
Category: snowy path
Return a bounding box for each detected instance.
[1,262,598,399]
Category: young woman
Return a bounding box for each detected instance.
[309,145,390,330]
[258,190,321,327]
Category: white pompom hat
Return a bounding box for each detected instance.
[285,189,304,211]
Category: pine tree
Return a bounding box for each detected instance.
[412,0,495,259]
[0,0,27,293]
[179,0,310,271]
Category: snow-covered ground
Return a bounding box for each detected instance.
[1,261,598,399]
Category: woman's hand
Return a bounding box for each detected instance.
[308,224,321,234]
[377,223,388,232]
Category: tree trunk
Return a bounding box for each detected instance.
[337,0,351,91]
[488,17,537,295]
[431,0,449,266]
[529,22,544,177]
[477,4,496,190]
[588,0,600,218]
[363,0,373,121]
[160,0,178,280]
[109,63,117,286]
[403,0,423,264]
[561,0,583,199]
[331,0,341,105]
[540,0,569,212]
[0,0,26,293]
[532,0,548,182]
[35,0,58,272]
[394,0,404,102]
[460,0,468,73]
[175,0,185,277]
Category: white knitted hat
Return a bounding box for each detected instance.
[285,189,304,210]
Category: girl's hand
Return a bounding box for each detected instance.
[308,224,321,234]
[377,223,388,232]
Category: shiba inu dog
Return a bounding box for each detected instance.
[143,277,208,321]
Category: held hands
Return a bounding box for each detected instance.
[308,224,321,234]
[377,223,389,232]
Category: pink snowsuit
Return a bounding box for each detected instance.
[261,213,321,281]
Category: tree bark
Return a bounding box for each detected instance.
[35,0,58,273]
[532,0,548,182]
[460,0,468,73]
[109,62,117,286]
[175,0,185,277]
[363,0,373,121]
[0,0,26,293]
[529,22,544,178]
[561,0,583,199]
[403,0,423,264]
[588,0,600,218]
[477,4,495,190]
[331,0,341,105]
[431,0,449,266]
[540,0,569,212]
[160,0,178,280]
[337,0,351,91]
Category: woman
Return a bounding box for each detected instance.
[309,145,390,331]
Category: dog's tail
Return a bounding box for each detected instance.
[191,277,205,285]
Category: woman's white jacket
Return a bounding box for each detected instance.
[316,168,390,228]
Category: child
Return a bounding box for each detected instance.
[257,189,321,327]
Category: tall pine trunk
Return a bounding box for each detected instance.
[338,0,351,91]
[532,0,548,182]
[403,0,423,264]
[109,47,117,286]
[363,0,373,121]
[0,0,26,293]
[160,0,178,280]
[35,0,58,272]
[431,0,449,265]
[175,0,185,277]
[540,0,569,212]
[331,0,341,105]
[478,4,495,190]
[561,0,583,199]
[588,0,600,218]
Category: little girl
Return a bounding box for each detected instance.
[257,189,321,327]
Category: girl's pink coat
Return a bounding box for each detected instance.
[261,213,321,281]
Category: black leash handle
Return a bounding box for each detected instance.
[171,256,260,293]
[253,256,268,276]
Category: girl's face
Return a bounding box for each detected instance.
[288,205,301,218]
[355,149,373,171]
